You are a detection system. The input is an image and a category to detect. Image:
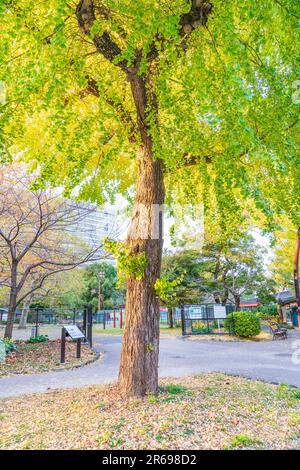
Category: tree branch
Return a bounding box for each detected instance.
[147,1,213,62]
[73,76,137,142]
[179,1,213,37]
[76,0,128,70]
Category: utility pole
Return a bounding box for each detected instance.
[98,271,102,313]
[98,270,105,329]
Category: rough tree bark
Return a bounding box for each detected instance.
[118,73,165,396]
[234,294,241,312]
[18,295,33,329]
[168,307,174,329]
[221,288,229,306]
[212,250,222,304]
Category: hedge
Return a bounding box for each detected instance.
[224,311,261,338]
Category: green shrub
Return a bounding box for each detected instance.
[256,310,279,322]
[2,338,17,354]
[224,312,261,338]
[223,314,236,335]
[255,303,277,316]
[27,335,49,343]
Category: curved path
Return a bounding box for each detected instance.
[1,331,300,398]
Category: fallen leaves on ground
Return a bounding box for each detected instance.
[1,373,300,450]
[0,340,96,377]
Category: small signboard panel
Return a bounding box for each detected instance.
[63,325,85,339]
[213,305,226,319]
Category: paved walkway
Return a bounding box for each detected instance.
[1,331,300,399]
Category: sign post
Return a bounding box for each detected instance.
[76,336,81,359]
[61,327,66,364]
[60,325,85,364]
[87,305,93,347]
[35,307,39,338]
[83,306,87,338]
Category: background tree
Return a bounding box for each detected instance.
[160,250,206,327]
[202,235,274,310]
[0,165,107,338]
[82,262,125,310]
[198,241,231,305]
[2,1,300,395]
[161,250,206,304]
[255,279,276,305]
[160,234,275,313]
[18,273,48,329]
[17,269,88,330]
[42,269,87,309]
[269,220,296,291]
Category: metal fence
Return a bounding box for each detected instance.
[26,307,85,326]
[181,304,235,336]
[159,309,182,326]
[94,309,125,328]
[95,309,179,328]
[0,305,95,341]
[1,304,235,334]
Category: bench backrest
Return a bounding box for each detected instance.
[269,322,280,333]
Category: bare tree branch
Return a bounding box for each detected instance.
[0,164,114,337]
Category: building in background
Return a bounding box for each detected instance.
[74,207,116,246]
[67,203,118,264]
[240,298,261,311]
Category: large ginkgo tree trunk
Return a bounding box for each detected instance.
[118,76,165,395]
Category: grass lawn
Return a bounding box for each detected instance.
[93,326,124,335]
[1,373,300,450]
[0,340,97,377]
[93,325,182,338]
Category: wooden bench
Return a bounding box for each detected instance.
[269,321,287,340]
